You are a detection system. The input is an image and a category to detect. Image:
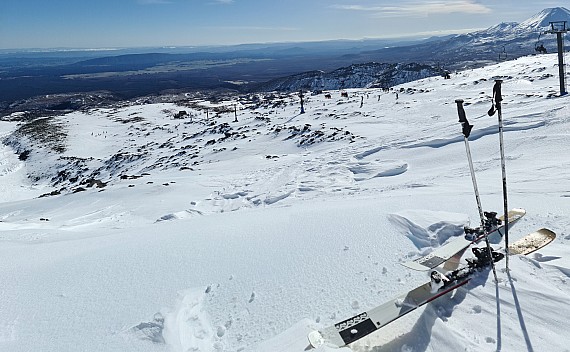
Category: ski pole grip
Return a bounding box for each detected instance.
[455,99,467,123]
[455,99,473,138]
[493,80,503,106]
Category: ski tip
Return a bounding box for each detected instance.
[511,208,527,216]
[536,228,556,239]
[508,228,556,255]
[504,208,526,221]
[307,330,325,349]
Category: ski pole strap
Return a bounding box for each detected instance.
[455,99,473,138]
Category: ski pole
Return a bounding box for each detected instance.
[488,80,510,270]
[455,100,483,221]
[456,99,499,283]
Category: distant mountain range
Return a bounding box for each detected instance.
[258,7,570,93]
[347,7,570,67]
[1,7,568,114]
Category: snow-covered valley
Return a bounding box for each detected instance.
[1,53,569,352]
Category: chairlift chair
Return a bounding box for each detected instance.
[535,32,547,54]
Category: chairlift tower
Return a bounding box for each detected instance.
[544,21,568,96]
[498,46,508,61]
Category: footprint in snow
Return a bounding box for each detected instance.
[129,313,165,344]
[161,289,217,352]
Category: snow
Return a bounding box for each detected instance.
[1,53,569,352]
[516,7,570,30]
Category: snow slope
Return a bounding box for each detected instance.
[516,7,570,30]
[0,53,569,352]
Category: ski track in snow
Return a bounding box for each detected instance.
[0,53,570,352]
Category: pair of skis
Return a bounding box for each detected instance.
[308,228,556,349]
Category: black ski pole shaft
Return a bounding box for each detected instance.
[455,99,499,282]
[493,80,510,270]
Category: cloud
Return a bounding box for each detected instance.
[332,1,492,17]
[210,0,235,4]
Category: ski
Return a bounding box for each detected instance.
[308,228,556,349]
[401,208,525,271]
[308,272,471,348]
[508,228,556,255]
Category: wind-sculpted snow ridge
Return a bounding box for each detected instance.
[388,210,468,252]
[404,120,547,149]
[1,54,570,352]
[348,159,408,181]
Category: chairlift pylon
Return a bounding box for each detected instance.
[498,46,508,60]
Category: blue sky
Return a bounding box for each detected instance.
[0,0,562,49]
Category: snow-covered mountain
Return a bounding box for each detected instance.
[516,7,570,31]
[1,51,569,352]
[245,7,570,94]
[441,7,570,60]
[354,7,570,69]
[477,22,519,35]
[473,7,570,37]
[252,63,440,92]
[468,6,570,44]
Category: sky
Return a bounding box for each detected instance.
[0,0,563,49]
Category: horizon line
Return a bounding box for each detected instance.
[0,28,486,53]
